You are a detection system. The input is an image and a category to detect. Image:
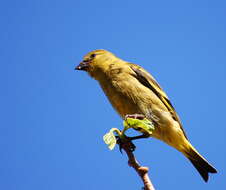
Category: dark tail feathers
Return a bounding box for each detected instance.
[185,148,217,182]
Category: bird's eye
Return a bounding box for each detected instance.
[90,53,96,58]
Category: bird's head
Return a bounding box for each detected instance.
[75,49,119,79]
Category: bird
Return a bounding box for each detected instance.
[75,49,217,182]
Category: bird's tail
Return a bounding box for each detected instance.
[183,143,217,182]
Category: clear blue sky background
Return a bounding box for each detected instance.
[1,0,225,189]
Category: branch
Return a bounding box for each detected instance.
[103,116,156,189]
[119,139,156,190]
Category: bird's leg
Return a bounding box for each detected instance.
[124,114,151,140]
[125,114,145,120]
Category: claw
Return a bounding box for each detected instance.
[128,134,150,141]
[116,135,136,153]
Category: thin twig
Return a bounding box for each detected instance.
[119,140,155,190]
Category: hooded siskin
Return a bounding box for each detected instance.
[75,49,217,182]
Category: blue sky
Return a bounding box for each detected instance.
[1,0,226,189]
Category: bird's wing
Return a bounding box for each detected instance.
[129,63,188,139]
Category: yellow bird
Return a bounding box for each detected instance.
[75,49,217,182]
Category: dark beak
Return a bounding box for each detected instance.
[75,61,89,71]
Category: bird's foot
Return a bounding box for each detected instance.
[116,135,136,153]
[127,134,150,141]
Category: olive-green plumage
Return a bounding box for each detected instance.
[76,49,217,182]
